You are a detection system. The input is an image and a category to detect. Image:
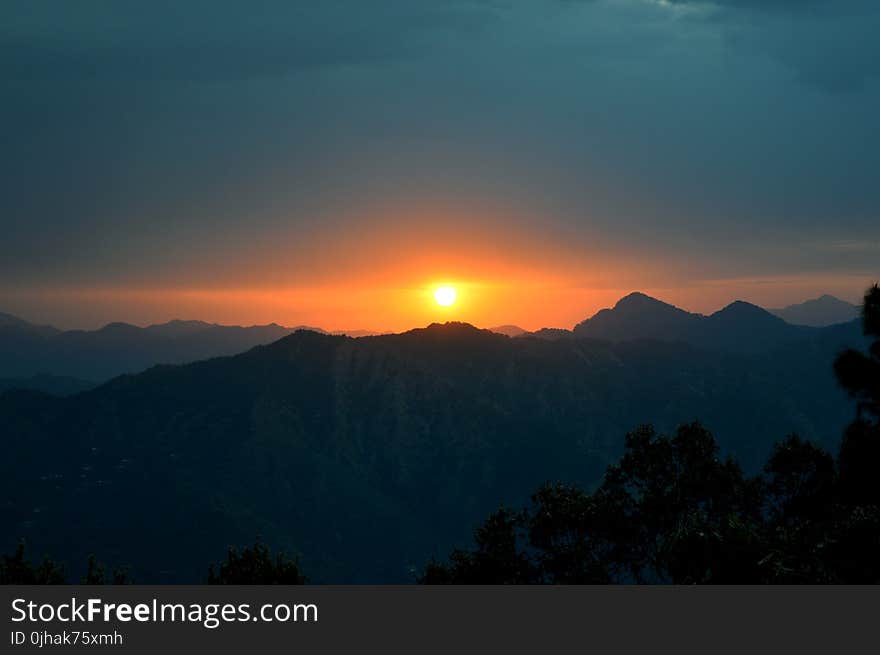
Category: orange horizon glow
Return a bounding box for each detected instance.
[0,271,872,333]
[0,202,873,332]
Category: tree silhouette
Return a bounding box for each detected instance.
[834,283,880,423]
[5,285,880,585]
[423,423,767,583]
[207,539,306,584]
[526,483,611,583]
[0,542,65,584]
[2,540,304,585]
[421,508,538,584]
[759,436,837,582]
[81,554,130,585]
[826,283,880,582]
[423,286,880,584]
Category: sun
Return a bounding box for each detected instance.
[434,286,457,307]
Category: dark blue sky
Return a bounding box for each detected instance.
[1,1,878,329]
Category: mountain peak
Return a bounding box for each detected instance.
[528,327,574,340]
[573,292,698,342]
[394,322,505,343]
[145,319,216,338]
[99,321,140,332]
[713,300,773,317]
[0,311,30,328]
[0,311,60,336]
[419,321,488,336]
[615,292,669,309]
[769,294,859,327]
[489,324,527,338]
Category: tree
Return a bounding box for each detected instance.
[588,422,764,584]
[420,508,538,583]
[207,539,306,584]
[423,285,880,585]
[825,283,880,582]
[81,555,130,585]
[0,542,66,584]
[759,436,836,583]
[422,423,766,584]
[834,283,880,423]
[526,483,611,583]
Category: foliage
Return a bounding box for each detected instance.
[81,554,130,585]
[423,285,880,584]
[2,286,877,584]
[0,543,129,585]
[0,542,66,584]
[0,310,859,582]
[834,283,880,424]
[207,540,306,584]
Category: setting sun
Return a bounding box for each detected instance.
[434,286,457,307]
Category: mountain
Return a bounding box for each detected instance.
[0,374,96,396]
[143,319,217,338]
[574,292,699,342]
[703,300,812,352]
[0,315,326,382]
[573,292,818,353]
[0,311,60,338]
[770,294,860,327]
[525,327,574,340]
[0,320,863,583]
[332,329,380,338]
[0,311,34,329]
[489,325,528,337]
[0,291,846,383]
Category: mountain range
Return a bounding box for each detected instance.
[0,294,859,387]
[768,294,859,327]
[494,293,858,343]
[0,316,378,383]
[0,297,866,582]
[572,293,818,353]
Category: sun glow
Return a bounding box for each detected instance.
[434,286,457,307]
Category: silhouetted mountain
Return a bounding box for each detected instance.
[704,300,811,352]
[524,327,574,340]
[0,320,864,583]
[573,292,817,353]
[0,374,96,396]
[0,311,60,338]
[770,294,860,327]
[144,319,217,338]
[574,292,698,342]
[331,329,380,338]
[0,314,326,381]
[489,325,528,337]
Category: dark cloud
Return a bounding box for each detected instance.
[0,0,500,81]
[0,0,877,305]
[665,0,826,10]
[662,0,880,91]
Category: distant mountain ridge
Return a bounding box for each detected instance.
[0,311,60,337]
[769,294,859,327]
[569,292,819,353]
[0,374,96,396]
[489,325,528,337]
[0,291,862,381]
[0,313,331,381]
[0,318,864,582]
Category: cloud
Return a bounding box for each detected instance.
[0,0,877,307]
[658,0,880,91]
[0,0,501,81]
[662,0,827,10]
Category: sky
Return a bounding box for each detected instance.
[1,0,878,331]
